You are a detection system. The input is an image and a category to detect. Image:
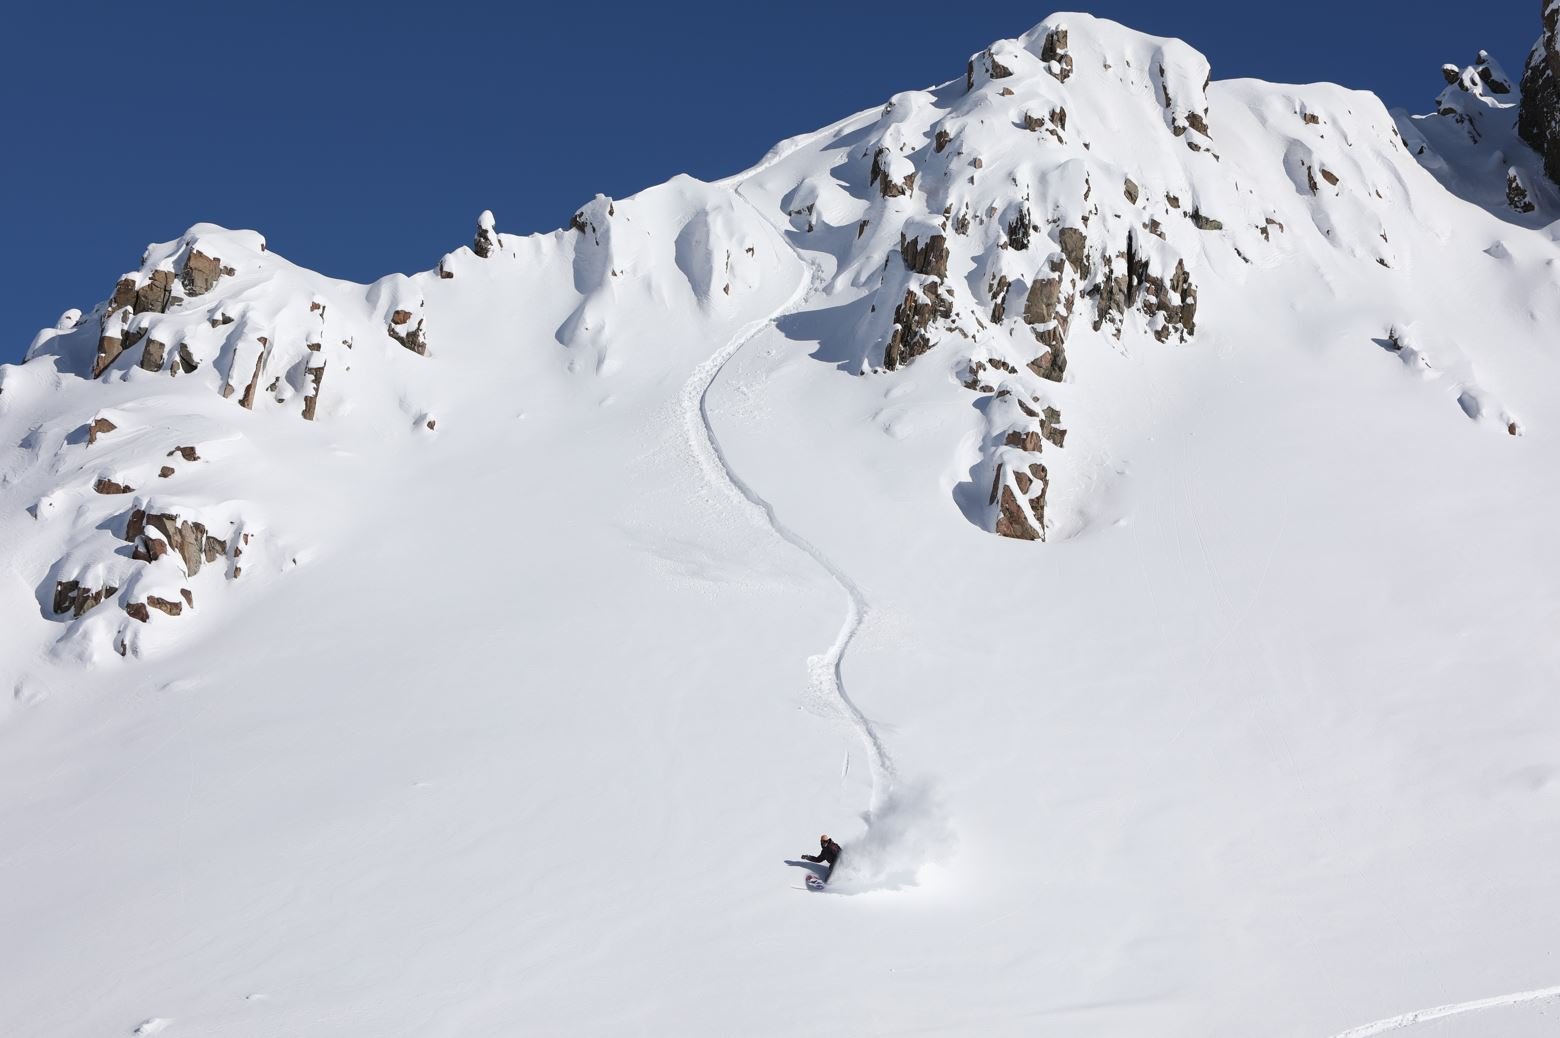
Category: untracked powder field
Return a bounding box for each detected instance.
[4,9,1560,1036]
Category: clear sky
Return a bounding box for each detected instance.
[1,1,1540,363]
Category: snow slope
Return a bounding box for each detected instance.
[3,11,1560,1036]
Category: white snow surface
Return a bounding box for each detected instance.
[3,12,1560,1036]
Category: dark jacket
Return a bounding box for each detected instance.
[802,838,842,867]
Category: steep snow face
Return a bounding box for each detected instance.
[4,10,1560,1038]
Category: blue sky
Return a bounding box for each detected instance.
[1,2,1538,363]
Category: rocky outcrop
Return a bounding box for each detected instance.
[1508,167,1538,212]
[884,283,953,370]
[870,148,916,198]
[966,47,1014,91]
[53,580,118,618]
[124,507,232,578]
[900,233,949,277]
[1520,1,1560,185]
[179,250,232,296]
[474,209,500,258]
[1039,26,1073,83]
[387,309,428,355]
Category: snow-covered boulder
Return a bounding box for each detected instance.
[473,209,501,258]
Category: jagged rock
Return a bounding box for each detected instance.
[1476,50,1514,93]
[302,357,327,421]
[965,47,1014,91]
[569,195,615,236]
[1006,207,1031,251]
[1191,209,1224,230]
[901,233,950,277]
[1508,167,1538,212]
[1041,407,1067,447]
[125,602,150,623]
[1023,267,1066,327]
[124,508,225,578]
[179,250,225,296]
[934,129,952,152]
[170,343,197,376]
[93,477,134,495]
[146,595,184,617]
[139,339,167,372]
[1522,1,1560,186]
[994,483,1040,540]
[1027,343,1067,382]
[1004,430,1043,452]
[388,309,428,355]
[1123,178,1140,203]
[236,338,270,409]
[87,417,117,445]
[884,284,952,370]
[989,275,1011,322]
[158,466,175,478]
[1058,227,1088,274]
[870,148,917,198]
[474,209,500,258]
[53,580,117,617]
[167,445,200,462]
[1040,26,1073,83]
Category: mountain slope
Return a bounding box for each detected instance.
[2,11,1560,1037]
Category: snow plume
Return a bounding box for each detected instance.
[830,779,955,893]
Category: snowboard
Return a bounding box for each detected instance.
[805,873,828,891]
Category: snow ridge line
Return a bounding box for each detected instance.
[1327,983,1560,1037]
[678,248,895,809]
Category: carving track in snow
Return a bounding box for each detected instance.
[1328,983,1560,1037]
[679,247,895,812]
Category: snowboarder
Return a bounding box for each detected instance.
[801,834,842,881]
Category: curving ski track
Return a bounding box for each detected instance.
[1328,983,1560,1037]
[678,248,894,811]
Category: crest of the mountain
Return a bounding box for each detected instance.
[741,12,1437,541]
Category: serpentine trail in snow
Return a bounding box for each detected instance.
[678,232,896,821]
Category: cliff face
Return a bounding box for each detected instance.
[1519,1,1560,184]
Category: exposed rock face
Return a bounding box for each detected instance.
[387,309,428,355]
[179,250,230,296]
[53,580,118,617]
[901,233,949,278]
[1508,167,1538,212]
[1039,27,1073,83]
[87,417,117,445]
[884,283,953,370]
[966,47,1015,91]
[125,508,231,578]
[1520,1,1560,185]
[870,148,917,198]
